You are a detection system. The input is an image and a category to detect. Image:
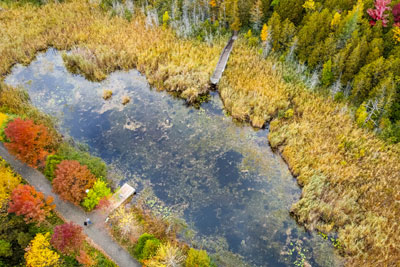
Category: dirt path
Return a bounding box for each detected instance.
[0,143,141,267]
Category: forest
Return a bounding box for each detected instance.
[110,0,400,142]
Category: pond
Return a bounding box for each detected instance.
[5,49,342,267]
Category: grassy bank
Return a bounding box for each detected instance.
[1,0,400,266]
[220,40,400,265]
[0,0,222,104]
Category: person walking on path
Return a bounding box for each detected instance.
[85,218,92,226]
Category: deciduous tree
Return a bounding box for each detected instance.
[0,157,21,208]
[367,0,391,27]
[52,160,96,205]
[24,232,60,267]
[51,222,84,255]
[4,119,55,167]
[82,180,111,211]
[8,185,55,224]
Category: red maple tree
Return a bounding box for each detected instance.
[52,160,96,205]
[393,3,400,26]
[4,118,55,167]
[51,222,85,255]
[8,184,55,224]
[367,0,392,27]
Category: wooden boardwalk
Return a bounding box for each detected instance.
[210,32,238,85]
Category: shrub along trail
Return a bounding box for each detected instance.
[0,143,140,267]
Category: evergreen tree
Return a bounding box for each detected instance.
[274,0,304,24]
[296,9,332,65]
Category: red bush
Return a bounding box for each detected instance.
[51,222,84,255]
[393,3,400,25]
[8,184,55,224]
[367,0,392,27]
[4,118,54,167]
[52,160,96,205]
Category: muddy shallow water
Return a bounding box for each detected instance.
[5,49,342,266]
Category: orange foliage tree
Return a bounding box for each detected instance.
[76,250,95,266]
[52,160,96,205]
[8,184,55,224]
[4,118,55,167]
[51,222,85,255]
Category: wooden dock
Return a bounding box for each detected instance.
[109,183,136,210]
[210,32,238,85]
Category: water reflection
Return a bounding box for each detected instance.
[5,49,341,267]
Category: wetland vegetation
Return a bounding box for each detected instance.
[0,0,400,266]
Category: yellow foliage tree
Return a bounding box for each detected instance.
[25,232,60,267]
[331,12,341,29]
[162,11,170,30]
[110,206,136,237]
[261,24,268,42]
[0,157,21,208]
[393,26,400,44]
[302,0,315,10]
[142,243,185,267]
[209,0,217,8]
[0,112,9,141]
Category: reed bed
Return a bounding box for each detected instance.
[0,0,222,103]
[221,40,400,266]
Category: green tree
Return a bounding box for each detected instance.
[82,180,112,211]
[296,9,332,65]
[321,59,334,87]
[274,0,304,24]
[0,240,12,257]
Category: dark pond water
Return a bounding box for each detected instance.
[5,49,342,267]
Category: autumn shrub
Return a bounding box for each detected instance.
[8,184,55,224]
[57,143,107,179]
[0,157,21,208]
[0,240,12,257]
[24,232,60,267]
[82,180,112,211]
[0,84,60,143]
[185,248,211,267]
[76,249,95,266]
[142,242,186,267]
[109,205,143,243]
[4,118,56,167]
[0,112,10,141]
[51,222,84,255]
[52,160,96,205]
[134,233,161,260]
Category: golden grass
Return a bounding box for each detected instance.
[220,41,400,265]
[0,0,223,104]
[1,1,400,265]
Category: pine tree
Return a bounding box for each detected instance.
[296,9,332,64]
[275,0,304,24]
[321,59,334,87]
